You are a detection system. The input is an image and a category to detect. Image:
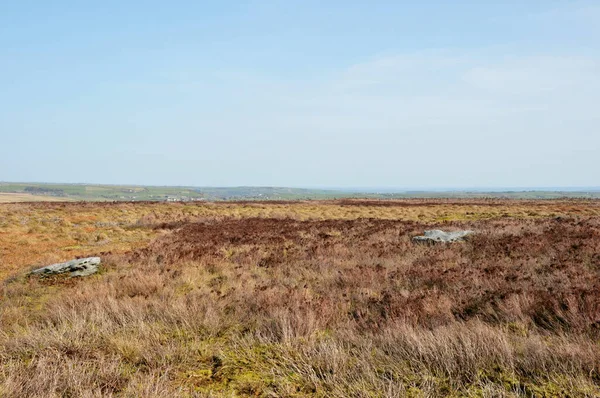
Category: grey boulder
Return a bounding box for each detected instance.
[413,230,474,243]
[30,257,101,277]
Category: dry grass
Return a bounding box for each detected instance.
[1,200,600,396]
[0,193,70,203]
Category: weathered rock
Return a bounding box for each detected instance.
[30,257,101,277]
[413,230,474,243]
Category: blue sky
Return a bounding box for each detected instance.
[1,1,599,188]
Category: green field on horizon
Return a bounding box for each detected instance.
[1,182,600,202]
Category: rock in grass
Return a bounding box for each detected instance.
[413,230,474,243]
[30,257,101,277]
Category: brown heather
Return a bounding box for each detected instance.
[1,200,600,396]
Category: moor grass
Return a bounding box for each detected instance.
[1,200,600,396]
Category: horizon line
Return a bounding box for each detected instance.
[2,181,600,193]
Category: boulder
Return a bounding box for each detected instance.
[30,257,101,277]
[413,230,474,243]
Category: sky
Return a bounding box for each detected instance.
[1,1,599,189]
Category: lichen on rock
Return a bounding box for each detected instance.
[29,257,101,277]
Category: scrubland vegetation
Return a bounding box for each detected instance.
[1,200,600,396]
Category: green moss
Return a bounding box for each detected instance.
[118,362,139,378]
[174,281,194,296]
[475,366,600,397]
[504,321,530,337]
[182,368,213,386]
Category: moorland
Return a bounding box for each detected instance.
[1,199,600,396]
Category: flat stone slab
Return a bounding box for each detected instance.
[413,230,474,243]
[30,257,101,277]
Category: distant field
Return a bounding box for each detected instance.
[2,182,600,202]
[0,193,70,203]
[2,199,600,396]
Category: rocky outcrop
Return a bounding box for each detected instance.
[29,257,101,277]
[413,230,474,243]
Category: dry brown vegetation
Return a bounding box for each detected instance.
[1,199,600,396]
[0,193,69,203]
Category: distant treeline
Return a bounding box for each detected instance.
[23,186,66,196]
